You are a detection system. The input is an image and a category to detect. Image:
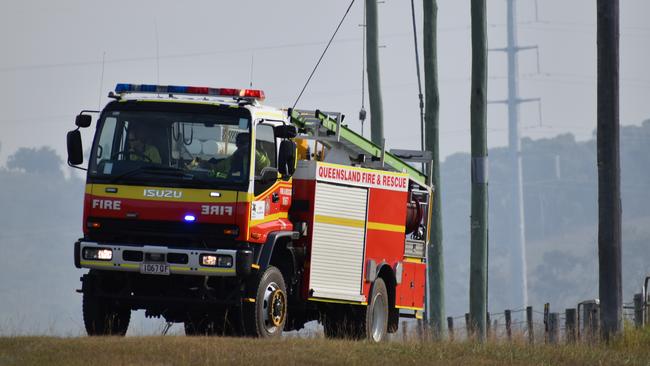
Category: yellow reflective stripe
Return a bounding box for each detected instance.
[314,215,365,228]
[196,267,236,274]
[250,212,289,226]
[396,305,424,311]
[89,184,242,203]
[367,222,405,233]
[80,260,113,267]
[169,266,192,272]
[243,298,256,303]
[315,215,404,233]
[403,257,424,263]
[121,263,140,269]
[254,111,286,120]
[308,297,367,306]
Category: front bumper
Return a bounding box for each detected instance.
[75,240,253,277]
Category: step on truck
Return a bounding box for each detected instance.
[67,83,432,341]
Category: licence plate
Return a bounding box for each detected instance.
[140,263,170,275]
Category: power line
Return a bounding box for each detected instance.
[292,0,356,109]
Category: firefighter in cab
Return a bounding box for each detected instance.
[127,124,162,164]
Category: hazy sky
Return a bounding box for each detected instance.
[1,0,649,166]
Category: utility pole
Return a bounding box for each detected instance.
[597,0,622,341]
[489,0,540,308]
[423,0,445,340]
[365,0,384,145]
[469,0,488,341]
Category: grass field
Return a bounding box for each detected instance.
[1,327,649,366]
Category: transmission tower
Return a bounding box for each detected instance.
[489,0,541,307]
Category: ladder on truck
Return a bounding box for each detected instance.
[288,108,430,188]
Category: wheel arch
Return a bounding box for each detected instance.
[256,231,304,295]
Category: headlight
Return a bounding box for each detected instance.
[200,254,233,268]
[201,254,217,266]
[83,247,113,261]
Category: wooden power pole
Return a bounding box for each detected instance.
[365,0,384,145]
[469,0,488,341]
[423,0,445,339]
[597,0,622,341]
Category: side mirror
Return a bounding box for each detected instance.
[278,140,296,177]
[75,114,92,128]
[275,124,297,139]
[67,130,83,165]
[258,167,279,184]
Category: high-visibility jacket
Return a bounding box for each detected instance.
[130,145,161,164]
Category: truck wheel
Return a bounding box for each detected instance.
[83,292,130,336]
[243,266,287,338]
[365,278,389,342]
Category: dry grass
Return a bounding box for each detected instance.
[0,327,649,366]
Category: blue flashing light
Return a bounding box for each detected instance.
[168,85,188,94]
[184,214,196,222]
[139,84,158,92]
[115,83,133,93]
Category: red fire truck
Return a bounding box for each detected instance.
[67,83,432,341]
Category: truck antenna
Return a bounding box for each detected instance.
[249,54,254,88]
[98,51,106,109]
[155,19,160,85]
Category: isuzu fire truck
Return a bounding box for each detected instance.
[67,83,432,341]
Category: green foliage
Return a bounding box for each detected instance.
[6,146,63,178]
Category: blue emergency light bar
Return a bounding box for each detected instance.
[115,83,265,101]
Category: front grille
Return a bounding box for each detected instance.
[123,250,144,262]
[167,253,189,264]
[87,217,238,248]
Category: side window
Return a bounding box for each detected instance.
[95,117,117,166]
[253,124,277,195]
[254,124,276,176]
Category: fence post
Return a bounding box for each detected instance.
[416,318,424,341]
[447,316,454,341]
[486,312,491,339]
[526,306,534,344]
[465,313,471,339]
[548,313,560,344]
[504,309,512,341]
[566,308,577,343]
[583,302,600,343]
[543,303,550,343]
[634,293,644,328]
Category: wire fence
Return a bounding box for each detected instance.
[394,293,649,344]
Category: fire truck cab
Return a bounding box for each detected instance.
[67,83,431,341]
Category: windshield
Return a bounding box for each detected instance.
[89,109,252,187]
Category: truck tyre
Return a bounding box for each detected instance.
[242,266,287,338]
[83,292,130,336]
[364,278,389,342]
